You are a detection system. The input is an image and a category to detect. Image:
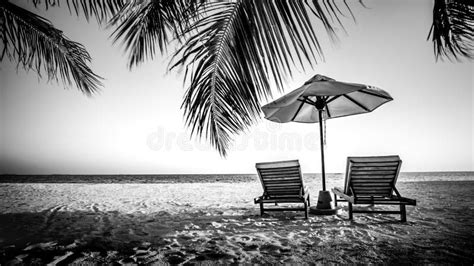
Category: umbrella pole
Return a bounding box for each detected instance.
[318,109,326,191]
[310,108,336,215]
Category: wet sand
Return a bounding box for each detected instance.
[0,180,473,264]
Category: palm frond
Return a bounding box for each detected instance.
[110,0,204,68]
[0,1,102,95]
[170,0,353,156]
[428,0,474,61]
[31,0,125,24]
[172,2,261,156]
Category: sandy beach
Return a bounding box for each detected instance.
[0,176,473,264]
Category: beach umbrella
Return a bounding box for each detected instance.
[261,74,393,213]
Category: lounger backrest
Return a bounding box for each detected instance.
[344,156,402,198]
[256,160,303,198]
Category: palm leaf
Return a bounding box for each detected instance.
[27,0,203,69]
[0,1,102,95]
[109,0,203,68]
[428,0,474,61]
[31,0,125,24]
[170,0,352,156]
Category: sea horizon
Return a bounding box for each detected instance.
[1,171,473,183]
[3,170,473,175]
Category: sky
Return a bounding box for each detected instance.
[1,1,473,174]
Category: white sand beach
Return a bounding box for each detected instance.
[0,178,473,264]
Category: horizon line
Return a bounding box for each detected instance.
[1,170,473,176]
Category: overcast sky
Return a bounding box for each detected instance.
[1,1,472,174]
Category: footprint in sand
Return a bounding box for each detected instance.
[43,205,65,231]
[211,222,223,228]
[241,242,259,251]
[239,236,251,241]
[88,204,115,237]
[99,213,114,237]
[260,243,284,255]
[90,203,99,213]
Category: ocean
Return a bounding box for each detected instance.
[0,172,473,184]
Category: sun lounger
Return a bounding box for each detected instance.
[332,155,416,222]
[254,160,310,219]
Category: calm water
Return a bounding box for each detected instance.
[0,172,473,184]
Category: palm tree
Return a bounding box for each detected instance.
[1,0,472,156]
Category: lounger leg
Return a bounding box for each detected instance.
[260,202,264,216]
[334,193,338,207]
[304,201,308,219]
[348,203,353,220]
[400,204,406,222]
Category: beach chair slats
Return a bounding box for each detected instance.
[266,186,301,192]
[265,185,301,194]
[264,184,301,189]
[350,176,393,197]
[255,160,310,219]
[352,191,392,198]
[352,184,391,189]
[263,182,301,188]
[332,155,416,222]
[258,198,307,203]
[259,167,300,175]
[265,189,301,195]
[266,191,302,197]
[262,178,301,184]
[353,190,392,195]
[262,180,301,186]
[262,176,301,183]
[350,170,398,176]
[265,185,301,190]
[260,173,301,179]
[351,161,400,166]
[350,178,393,183]
[346,157,401,197]
[258,169,301,176]
[350,177,396,183]
[348,155,401,163]
[265,182,301,189]
[257,165,300,171]
[351,166,399,171]
[260,175,301,181]
[255,160,300,169]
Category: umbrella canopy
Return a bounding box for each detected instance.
[262,74,393,124]
[261,74,393,193]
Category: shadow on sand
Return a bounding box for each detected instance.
[0,207,473,264]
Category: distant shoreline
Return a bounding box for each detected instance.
[0,172,473,183]
[2,171,473,176]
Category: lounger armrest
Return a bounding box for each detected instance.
[331,187,345,196]
[393,196,417,206]
[331,187,354,203]
[391,187,416,205]
[254,196,263,204]
[302,186,310,199]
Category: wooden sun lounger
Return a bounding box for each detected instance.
[254,160,310,219]
[331,155,416,222]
